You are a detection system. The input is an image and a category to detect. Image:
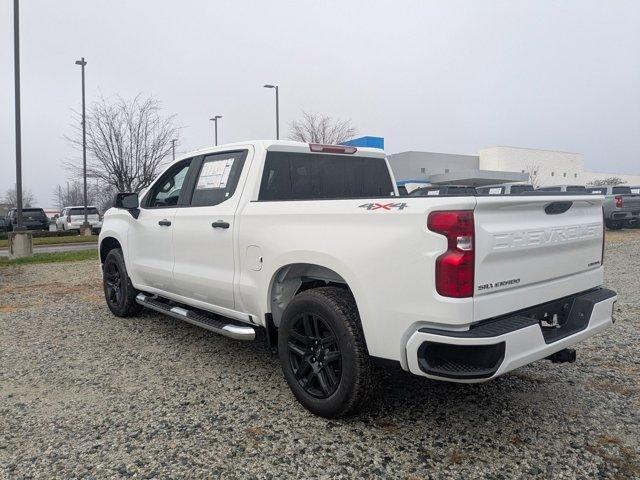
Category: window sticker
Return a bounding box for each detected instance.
[196,158,235,190]
[427,190,440,196]
[489,187,502,195]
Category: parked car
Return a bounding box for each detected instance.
[6,207,50,231]
[476,183,534,195]
[99,140,616,418]
[56,206,102,233]
[586,185,640,229]
[536,185,588,193]
[409,185,477,196]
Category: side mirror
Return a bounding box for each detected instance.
[115,192,139,209]
[114,192,140,218]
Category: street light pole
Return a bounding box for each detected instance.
[13,0,24,231]
[171,139,177,161]
[263,84,279,140]
[209,116,222,146]
[75,57,90,234]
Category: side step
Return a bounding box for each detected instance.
[136,293,256,341]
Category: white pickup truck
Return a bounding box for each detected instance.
[99,140,616,418]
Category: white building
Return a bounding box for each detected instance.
[479,146,640,187]
[388,146,640,187]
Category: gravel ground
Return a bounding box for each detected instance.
[1,231,639,479]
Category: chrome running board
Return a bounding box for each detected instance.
[136,293,256,341]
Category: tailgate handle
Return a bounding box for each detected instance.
[545,201,572,215]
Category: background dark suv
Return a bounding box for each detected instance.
[6,208,50,232]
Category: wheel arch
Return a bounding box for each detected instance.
[99,236,122,264]
[267,262,360,329]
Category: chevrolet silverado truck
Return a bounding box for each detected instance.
[99,141,617,418]
[586,185,640,229]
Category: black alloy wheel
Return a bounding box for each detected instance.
[287,312,342,398]
[104,259,122,307]
[102,248,142,317]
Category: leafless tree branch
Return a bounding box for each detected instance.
[65,94,179,194]
[288,111,357,145]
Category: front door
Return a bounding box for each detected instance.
[172,149,250,310]
[128,159,192,293]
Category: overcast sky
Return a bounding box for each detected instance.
[1,0,639,206]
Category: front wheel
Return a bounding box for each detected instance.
[278,286,375,418]
[102,248,143,317]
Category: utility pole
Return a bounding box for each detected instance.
[209,115,222,146]
[263,84,279,140]
[171,138,177,161]
[9,0,32,258]
[13,0,24,231]
[75,56,90,235]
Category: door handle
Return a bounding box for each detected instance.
[158,219,172,226]
[211,220,230,229]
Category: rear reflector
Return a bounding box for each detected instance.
[428,210,475,298]
[309,144,357,154]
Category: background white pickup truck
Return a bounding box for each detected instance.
[99,140,616,418]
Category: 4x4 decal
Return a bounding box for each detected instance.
[358,202,408,211]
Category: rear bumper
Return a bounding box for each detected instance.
[405,288,616,382]
[609,209,640,220]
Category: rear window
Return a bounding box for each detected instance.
[566,186,587,192]
[510,184,534,194]
[22,208,46,217]
[538,187,562,192]
[587,187,605,194]
[259,152,394,201]
[69,207,99,215]
[612,186,631,194]
[410,186,476,196]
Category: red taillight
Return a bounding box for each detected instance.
[614,195,623,208]
[427,210,475,298]
[309,144,357,154]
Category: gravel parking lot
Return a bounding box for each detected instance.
[1,231,639,479]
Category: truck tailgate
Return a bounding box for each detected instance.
[473,195,604,319]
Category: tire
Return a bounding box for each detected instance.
[278,286,375,418]
[606,220,622,230]
[102,248,143,317]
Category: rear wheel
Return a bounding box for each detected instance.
[278,286,375,418]
[103,248,142,317]
[606,220,623,230]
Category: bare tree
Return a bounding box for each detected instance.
[524,162,541,188]
[52,179,115,213]
[587,176,627,186]
[66,94,179,193]
[289,111,357,145]
[3,187,36,208]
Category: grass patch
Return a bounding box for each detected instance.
[0,235,98,248]
[0,249,98,266]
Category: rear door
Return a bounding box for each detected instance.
[474,194,604,298]
[128,159,194,292]
[171,149,251,310]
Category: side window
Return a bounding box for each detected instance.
[190,151,247,207]
[146,161,191,208]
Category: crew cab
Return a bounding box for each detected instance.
[99,141,616,418]
[586,185,640,229]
